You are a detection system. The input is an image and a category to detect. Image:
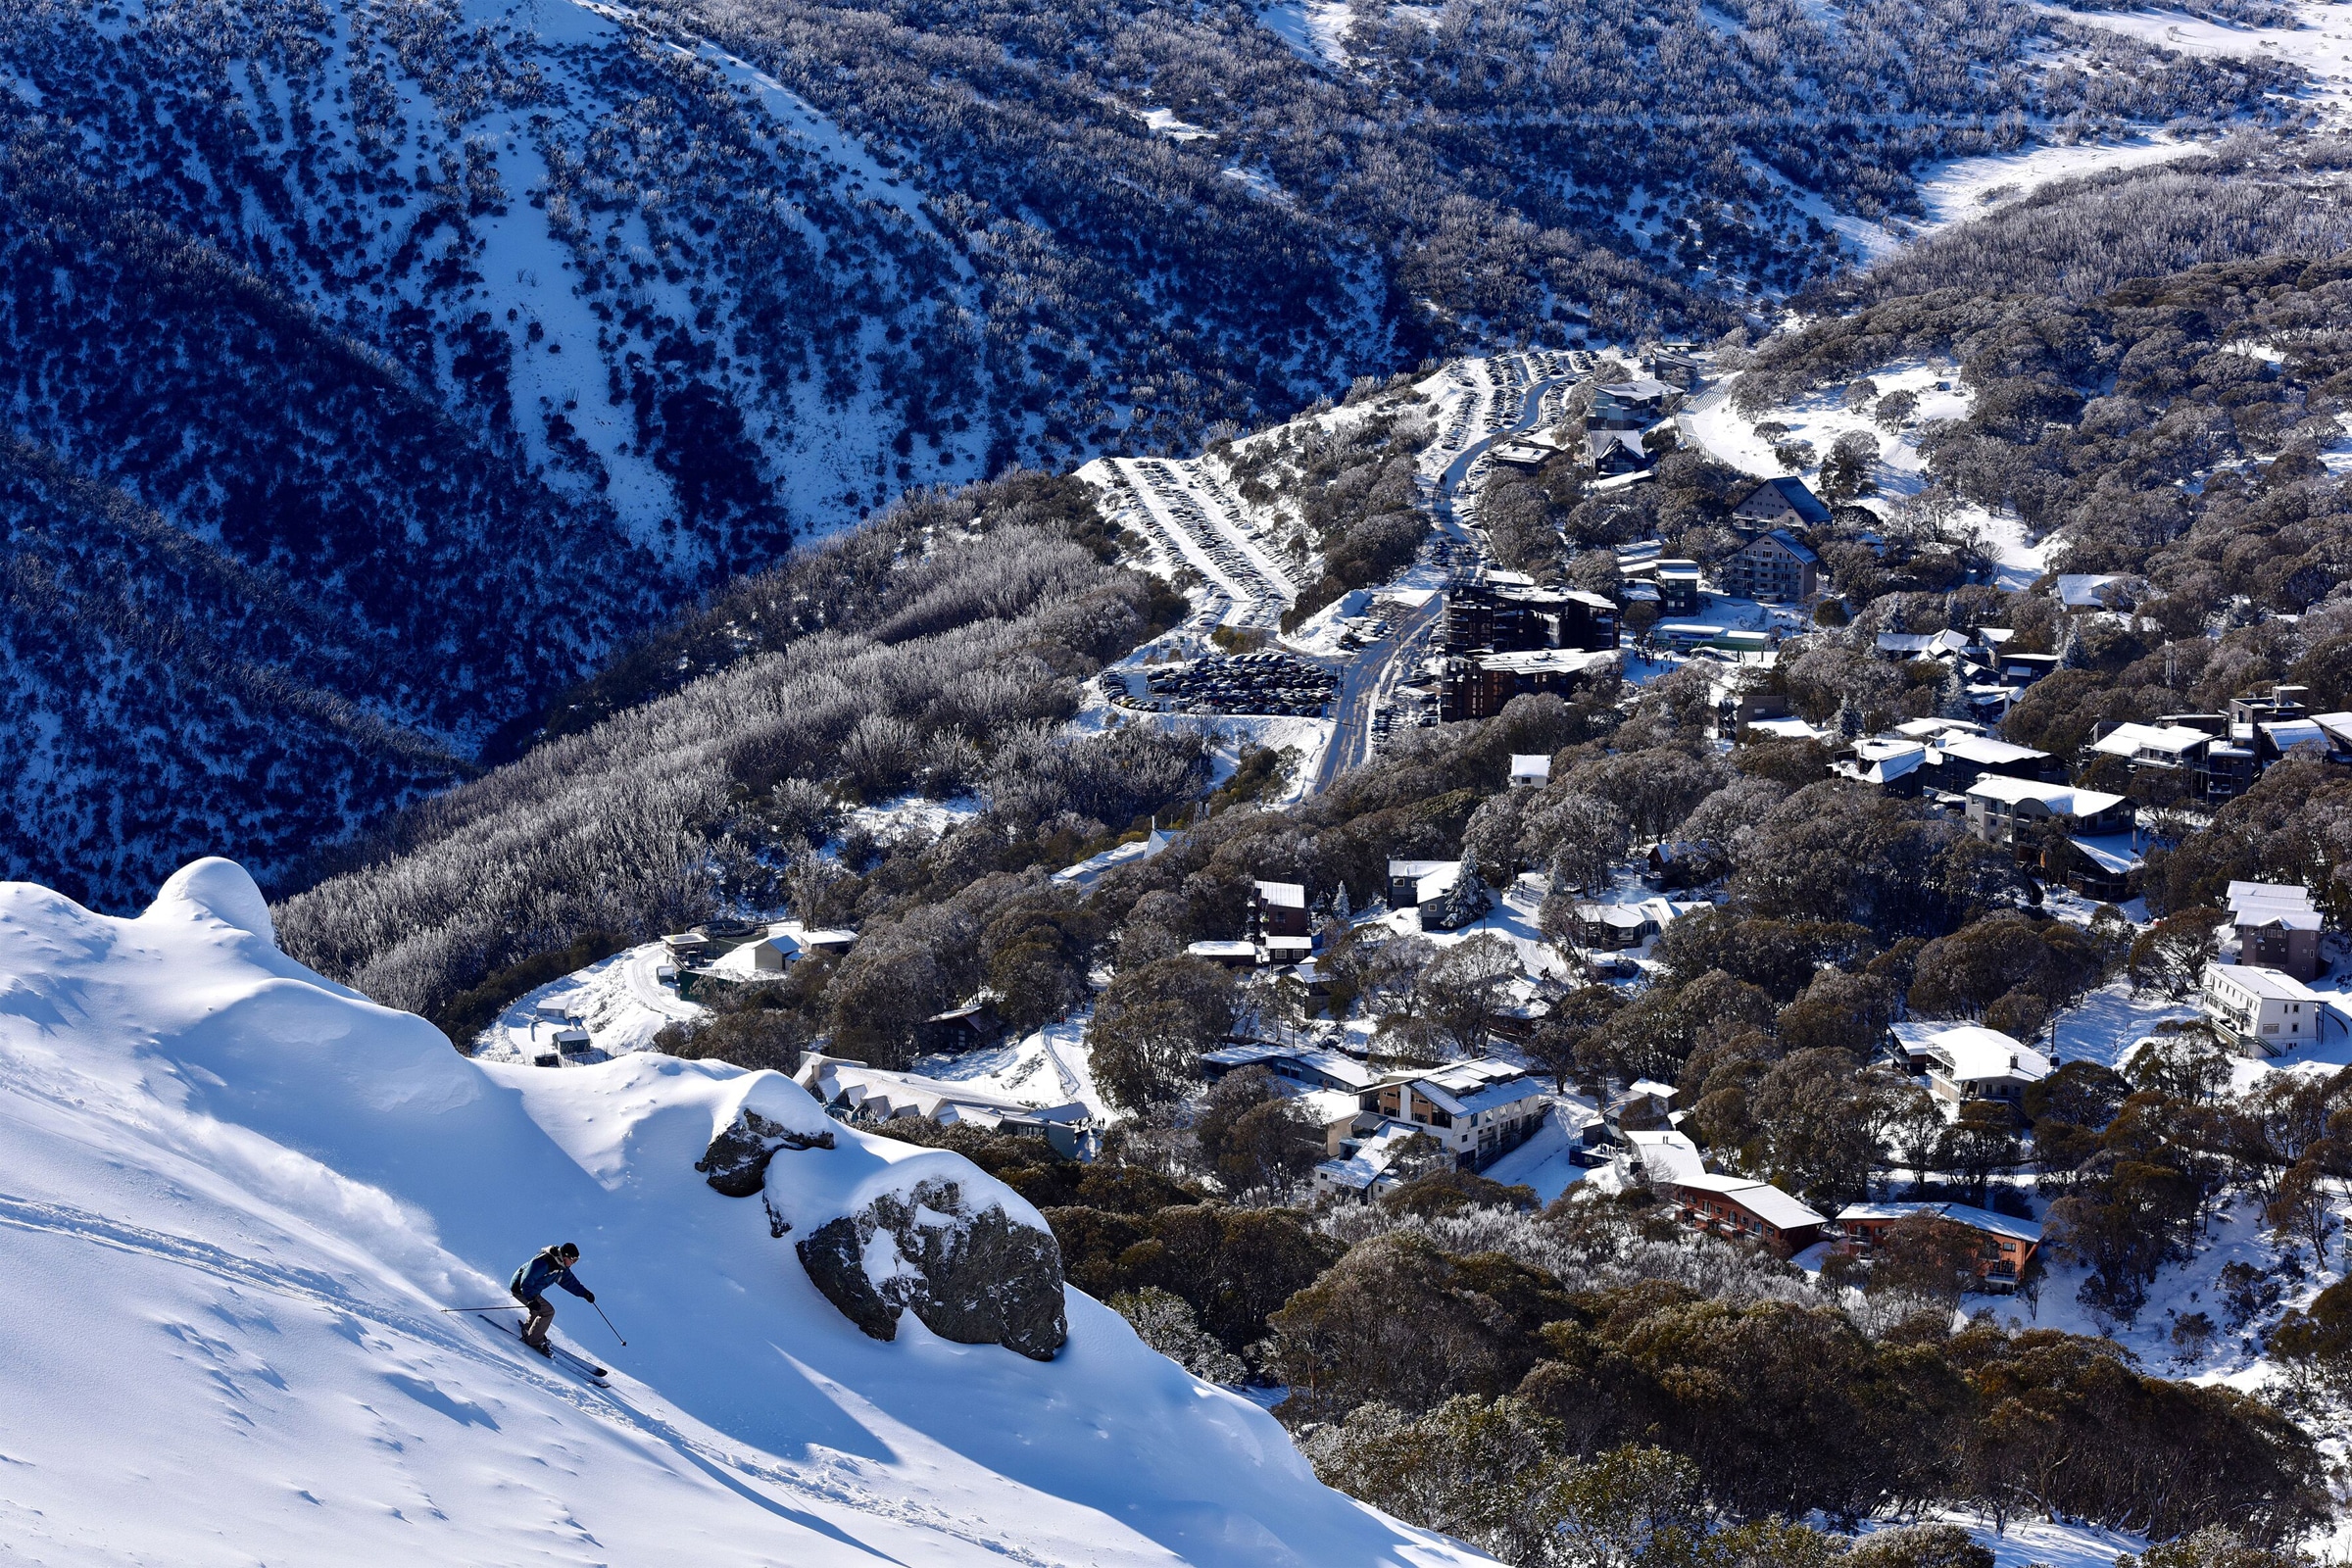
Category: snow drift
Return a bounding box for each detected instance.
[0,859,1487,1566]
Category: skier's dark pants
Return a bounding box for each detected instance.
[517,1292,555,1349]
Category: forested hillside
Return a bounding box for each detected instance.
[0,0,2308,906]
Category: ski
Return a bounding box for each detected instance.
[482,1315,609,1383]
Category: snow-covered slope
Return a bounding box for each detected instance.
[0,858,1485,1566]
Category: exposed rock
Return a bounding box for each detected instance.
[698,1106,835,1199]
[794,1176,1067,1361]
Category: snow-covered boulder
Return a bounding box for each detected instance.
[0,860,1485,1564]
[695,1072,836,1198]
[795,1174,1068,1361]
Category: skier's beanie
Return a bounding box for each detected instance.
[558,1242,579,1258]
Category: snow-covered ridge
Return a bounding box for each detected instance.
[0,858,1486,1565]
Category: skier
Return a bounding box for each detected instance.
[510,1242,595,1355]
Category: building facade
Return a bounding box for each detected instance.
[1720,528,1819,603]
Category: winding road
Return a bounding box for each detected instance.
[1308,369,1577,794]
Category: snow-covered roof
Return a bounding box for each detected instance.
[1510,754,1552,782]
[1051,826,1177,886]
[1476,648,1619,677]
[1674,1173,1826,1231]
[1628,1078,1676,1100]
[2069,834,2142,876]
[1202,1042,1379,1091]
[2227,881,2320,929]
[1935,734,2047,767]
[1837,1200,2041,1244]
[2205,962,2329,1004]
[1253,879,1307,908]
[1187,940,1257,959]
[1877,629,1971,658]
[1894,716,1984,740]
[1919,1024,2050,1085]
[1316,1119,1427,1191]
[1744,716,1822,741]
[800,1054,1088,1124]
[2089,721,2211,760]
[2056,572,2134,609]
[1297,1089,1365,1127]
[1390,858,1457,878]
[1623,1129,1707,1185]
[1963,776,2125,817]
[1445,1075,1549,1118]
[1595,377,1675,400]
[1838,738,1927,786]
[1409,1058,1537,1115]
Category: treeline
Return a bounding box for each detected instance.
[890,1112,2324,1559]
[1219,395,1435,627]
[1824,140,2352,308]
[0,433,469,910]
[274,471,1195,1025]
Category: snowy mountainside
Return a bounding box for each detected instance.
[0,0,1396,907]
[0,0,981,566]
[0,858,1484,1566]
[0,437,471,917]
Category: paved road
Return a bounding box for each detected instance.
[620,945,702,1024]
[1436,374,1574,531]
[1308,371,1575,794]
[1311,595,1443,792]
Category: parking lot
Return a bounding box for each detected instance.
[1113,457,1298,631]
[1137,651,1339,716]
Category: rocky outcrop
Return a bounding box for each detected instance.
[794,1177,1067,1361]
[697,1105,835,1198]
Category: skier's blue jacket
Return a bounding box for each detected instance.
[512,1249,592,1302]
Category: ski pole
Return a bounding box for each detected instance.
[591,1300,627,1346]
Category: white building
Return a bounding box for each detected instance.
[1361,1059,1550,1172]
[748,924,860,972]
[1509,754,1552,788]
[1387,858,1466,908]
[1894,1023,2051,1114]
[1963,776,2132,846]
[1834,736,1929,790]
[795,1054,1094,1157]
[1313,1120,1430,1203]
[2200,962,2337,1056]
[1618,1128,1707,1187]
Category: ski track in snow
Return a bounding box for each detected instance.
[0,860,1486,1566]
